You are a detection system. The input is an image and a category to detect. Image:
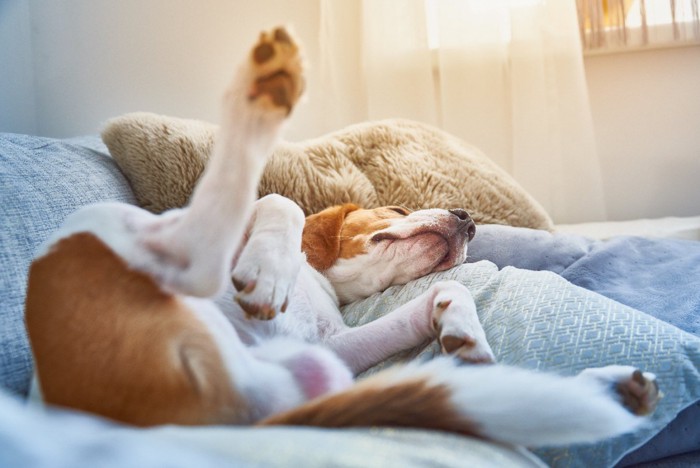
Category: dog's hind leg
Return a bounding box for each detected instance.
[129,27,305,298]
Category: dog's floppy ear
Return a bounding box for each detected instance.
[302,204,360,271]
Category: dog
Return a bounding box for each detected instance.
[25,27,659,448]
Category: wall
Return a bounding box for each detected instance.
[1,0,323,142]
[584,45,700,221]
[1,1,698,221]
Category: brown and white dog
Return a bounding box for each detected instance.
[25,27,659,448]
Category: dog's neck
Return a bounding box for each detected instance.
[308,265,339,306]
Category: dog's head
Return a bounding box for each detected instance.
[302,204,476,304]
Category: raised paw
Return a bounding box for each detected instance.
[430,282,495,365]
[578,365,661,416]
[247,26,304,115]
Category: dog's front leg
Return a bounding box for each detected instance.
[326,280,495,374]
[130,30,305,298]
[230,194,306,320]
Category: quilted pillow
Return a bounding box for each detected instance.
[101,112,553,230]
[342,261,700,467]
[0,134,136,395]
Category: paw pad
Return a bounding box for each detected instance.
[253,43,275,64]
[247,26,304,115]
[441,335,476,354]
[616,370,661,416]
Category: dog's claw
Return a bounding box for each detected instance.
[236,295,278,321]
[232,276,257,294]
[436,300,451,312]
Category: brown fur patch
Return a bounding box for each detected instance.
[25,233,245,426]
[302,205,410,270]
[302,204,360,271]
[336,207,406,260]
[258,375,479,436]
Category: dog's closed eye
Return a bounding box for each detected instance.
[387,206,410,216]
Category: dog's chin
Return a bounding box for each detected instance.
[430,248,465,273]
[406,240,461,279]
[405,232,467,275]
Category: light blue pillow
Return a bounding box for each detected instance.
[342,261,700,467]
[0,133,136,395]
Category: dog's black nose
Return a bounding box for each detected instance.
[466,221,476,242]
[449,208,470,221]
[449,208,476,242]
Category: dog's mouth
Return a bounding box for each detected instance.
[370,229,467,272]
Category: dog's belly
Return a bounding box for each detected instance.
[217,266,346,346]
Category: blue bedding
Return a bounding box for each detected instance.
[2,132,698,467]
[342,259,700,467]
[466,224,700,466]
[467,224,700,336]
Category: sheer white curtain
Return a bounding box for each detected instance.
[319,0,606,224]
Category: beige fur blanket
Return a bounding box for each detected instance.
[102,112,552,230]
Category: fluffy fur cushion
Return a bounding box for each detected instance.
[102,112,553,230]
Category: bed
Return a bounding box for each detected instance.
[1,129,699,467]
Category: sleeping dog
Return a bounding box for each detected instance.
[25,27,659,447]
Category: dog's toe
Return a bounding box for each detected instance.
[232,276,256,294]
[440,333,496,365]
[616,370,661,416]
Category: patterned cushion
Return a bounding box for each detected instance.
[0,134,136,395]
[342,261,700,467]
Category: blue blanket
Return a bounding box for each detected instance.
[467,225,700,335]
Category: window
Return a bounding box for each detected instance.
[577,0,700,53]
